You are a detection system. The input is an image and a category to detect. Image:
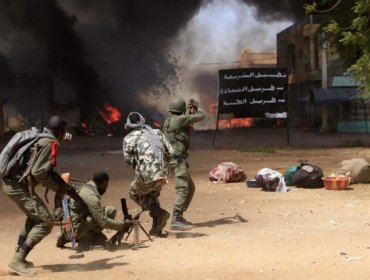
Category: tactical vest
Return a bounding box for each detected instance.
[163,116,191,158]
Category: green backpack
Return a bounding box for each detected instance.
[284,165,298,186]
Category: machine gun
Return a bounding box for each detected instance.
[107,198,152,250]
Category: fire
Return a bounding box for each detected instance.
[81,121,88,129]
[218,118,254,128]
[98,102,122,124]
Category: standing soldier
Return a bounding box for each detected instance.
[2,116,85,276]
[163,98,205,231]
[123,112,174,237]
[56,171,133,250]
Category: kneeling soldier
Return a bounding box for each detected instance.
[57,171,132,250]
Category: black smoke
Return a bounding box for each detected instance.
[0,0,310,125]
[240,0,308,21]
[0,0,107,121]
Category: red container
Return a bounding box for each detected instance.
[322,176,350,190]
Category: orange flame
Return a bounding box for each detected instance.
[218,118,254,128]
[98,102,122,124]
[81,121,88,129]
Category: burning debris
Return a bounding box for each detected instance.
[219,118,254,129]
[97,102,122,125]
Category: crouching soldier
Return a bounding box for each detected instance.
[57,171,132,250]
[123,112,174,237]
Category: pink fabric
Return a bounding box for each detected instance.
[209,162,247,183]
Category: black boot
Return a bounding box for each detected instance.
[149,205,170,237]
[56,234,69,248]
[170,212,192,231]
[149,216,158,235]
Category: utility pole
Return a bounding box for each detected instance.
[321,31,328,131]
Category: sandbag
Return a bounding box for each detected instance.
[209,162,247,183]
[290,163,324,188]
[336,158,370,184]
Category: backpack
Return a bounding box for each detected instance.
[289,163,324,188]
[284,165,298,186]
[336,158,370,184]
[209,162,247,183]
[0,127,54,178]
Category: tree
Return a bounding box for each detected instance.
[305,0,370,99]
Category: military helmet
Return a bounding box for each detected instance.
[47,115,66,131]
[169,98,186,113]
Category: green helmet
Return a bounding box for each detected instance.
[169,98,186,113]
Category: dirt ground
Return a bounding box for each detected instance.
[1,128,370,280]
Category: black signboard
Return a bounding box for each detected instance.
[218,68,288,119]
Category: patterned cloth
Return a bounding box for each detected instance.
[255,168,288,192]
[123,128,173,193]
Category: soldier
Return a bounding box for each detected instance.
[162,98,205,231]
[56,171,133,250]
[123,112,174,237]
[2,116,85,276]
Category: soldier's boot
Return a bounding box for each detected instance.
[8,245,36,277]
[92,232,108,249]
[156,208,170,232]
[149,206,170,237]
[148,216,158,236]
[56,234,69,248]
[170,212,192,231]
[77,231,107,251]
[15,235,34,267]
[176,214,192,226]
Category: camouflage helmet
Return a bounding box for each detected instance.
[169,98,186,113]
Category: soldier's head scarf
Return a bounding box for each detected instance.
[125,112,166,169]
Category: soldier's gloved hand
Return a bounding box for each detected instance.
[119,219,134,232]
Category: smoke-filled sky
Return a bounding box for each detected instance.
[0,0,308,125]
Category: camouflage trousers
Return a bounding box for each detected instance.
[2,177,54,246]
[169,158,195,214]
[129,177,166,211]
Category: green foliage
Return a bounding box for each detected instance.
[305,0,370,99]
[239,147,276,153]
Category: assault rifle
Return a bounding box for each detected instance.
[107,198,152,250]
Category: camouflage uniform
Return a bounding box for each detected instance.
[163,109,205,223]
[123,129,173,207]
[123,127,173,234]
[62,180,125,246]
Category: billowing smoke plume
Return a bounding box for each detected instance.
[0,0,106,120]
[241,0,307,21]
[0,0,310,127]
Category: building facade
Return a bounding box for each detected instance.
[276,15,362,131]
